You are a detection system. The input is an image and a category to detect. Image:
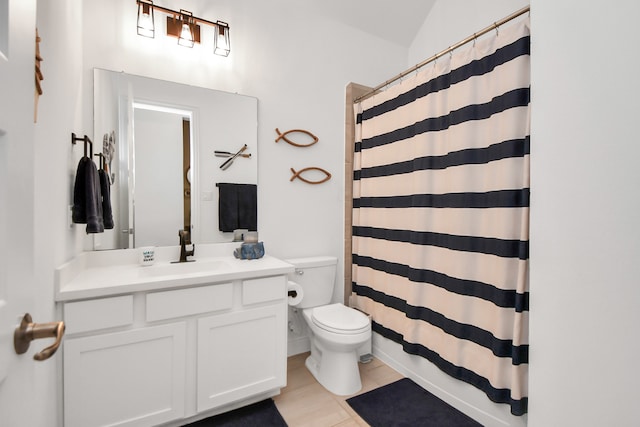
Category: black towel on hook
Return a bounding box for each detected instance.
[99,169,114,230]
[217,183,257,232]
[72,156,104,233]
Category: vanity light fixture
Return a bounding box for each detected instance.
[135,0,230,56]
[170,10,198,48]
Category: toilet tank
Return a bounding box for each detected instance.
[285,256,337,309]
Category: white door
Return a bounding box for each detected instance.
[133,107,185,247]
[0,1,54,426]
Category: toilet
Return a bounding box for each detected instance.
[286,256,371,395]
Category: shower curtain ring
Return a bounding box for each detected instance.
[494,22,499,36]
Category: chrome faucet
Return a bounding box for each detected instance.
[178,229,195,262]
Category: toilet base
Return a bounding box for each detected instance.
[299,304,370,396]
[305,349,362,396]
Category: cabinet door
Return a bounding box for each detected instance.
[63,323,187,427]
[197,305,286,412]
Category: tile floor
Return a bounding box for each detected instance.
[273,352,404,427]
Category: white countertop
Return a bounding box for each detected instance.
[55,243,294,302]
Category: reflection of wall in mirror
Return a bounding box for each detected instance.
[92,70,121,250]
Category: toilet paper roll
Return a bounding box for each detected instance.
[287,281,304,306]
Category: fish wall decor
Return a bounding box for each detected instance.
[289,167,332,185]
[275,128,319,147]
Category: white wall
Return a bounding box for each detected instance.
[408,0,529,67]
[528,1,640,426]
[79,0,412,305]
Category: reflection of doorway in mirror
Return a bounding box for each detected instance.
[182,119,191,243]
[133,105,193,248]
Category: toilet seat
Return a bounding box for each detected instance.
[311,303,370,335]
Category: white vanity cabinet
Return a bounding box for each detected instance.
[59,272,289,427]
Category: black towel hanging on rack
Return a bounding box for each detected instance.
[71,133,104,233]
[95,153,114,229]
[216,183,257,232]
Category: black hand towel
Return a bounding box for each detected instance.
[99,169,114,229]
[71,157,89,224]
[217,183,257,232]
[72,156,104,234]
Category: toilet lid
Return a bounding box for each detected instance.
[311,303,370,334]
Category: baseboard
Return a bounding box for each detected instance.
[287,336,310,357]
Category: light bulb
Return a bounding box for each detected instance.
[137,12,154,38]
[178,23,194,47]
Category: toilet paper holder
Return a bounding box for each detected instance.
[287,280,304,306]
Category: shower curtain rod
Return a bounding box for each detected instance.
[353,5,530,103]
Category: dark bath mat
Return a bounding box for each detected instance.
[182,399,287,427]
[347,378,483,427]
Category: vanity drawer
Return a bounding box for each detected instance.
[146,283,233,322]
[242,276,286,306]
[64,295,134,334]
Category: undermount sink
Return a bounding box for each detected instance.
[139,259,228,277]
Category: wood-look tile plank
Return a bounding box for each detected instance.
[274,380,351,427]
[362,362,404,388]
[283,365,316,393]
[275,353,402,427]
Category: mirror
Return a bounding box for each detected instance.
[93,69,258,250]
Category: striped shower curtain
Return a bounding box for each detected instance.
[351,19,530,416]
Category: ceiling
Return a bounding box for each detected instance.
[310,0,437,48]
